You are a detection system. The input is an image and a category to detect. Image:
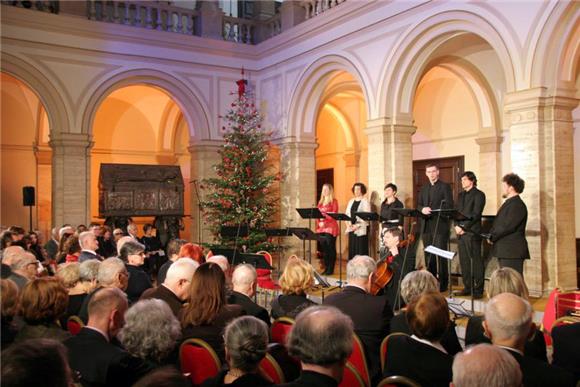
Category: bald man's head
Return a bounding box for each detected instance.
[453,343,522,387]
[484,292,532,346]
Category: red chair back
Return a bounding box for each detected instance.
[257,251,273,266]
[259,353,286,384]
[380,333,409,372]
[271,317,295,345]
[179,338,221,385]
[339,362,366,387]
[347,333,370,386]
[66,316,84,336]
[377,375,421,387]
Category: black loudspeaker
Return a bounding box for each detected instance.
[23,186,35,206]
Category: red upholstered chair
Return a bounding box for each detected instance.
[259,353,286,384]
[271,317,295,345]
[256,250,279,290]
[179,338,221,385]
[380,333,409,372]
[347,333,370,387]
[377,375,421,387]
[66,315,84,336]
[338,362,366,387]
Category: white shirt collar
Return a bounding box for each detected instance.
[82,249,97,255]
[85,326,109,342]
[497,345,523,356]
[411,335,447,354]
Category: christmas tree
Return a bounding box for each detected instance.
[200,76,280,253]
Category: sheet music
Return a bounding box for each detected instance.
[425,245,455,260]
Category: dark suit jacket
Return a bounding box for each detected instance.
[79,250,101,263]
[126,265,152,304]
[228,291,271,326]
[383,334,452,387]
[490,195,530,259]
[44,239,59,260]
[456,187,486,235]
[324,286,392,382]
[504,347,576,387]
[390,312,462,356]
[140,284,183,317]
[64,327,150,387]
[417,179,454,235]
[277,370,338,387]
[201,370,273,387]
[551,322,580,381]
[465,315,547,362]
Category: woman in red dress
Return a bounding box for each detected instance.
[316,184,339,275]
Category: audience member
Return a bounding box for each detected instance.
[141,258,198,317]
[157,238,187,284]
[140,223,164,276]
[207,254,232,289]
[452,343,522,387]
[133,366,190,387]
[65,287,150,386]
[202,316,271,386]
[1,338,74,387]
[78,231,101,262]
[120,240,152,303]
[179,242,205,265]
[466,267,547,361]
[383,292,453,387]
[56,226,74,262]
[180,262,244,362]
[119,299,181,368]
[15,277,71,343]
[551,322,580,380]
[229,263,271,326]
[1,279,20,349]
[279,305,354,386]
[56,262,88,326]
[324,255,392,383]
[271,257,316,319]
[390,270,462,355]
[98,225,117,258]
[484,293,575,387]
[7,251,38,290]
[27,231,46,262]
[113,228,124,242]
[116,235,134,256]
[127,223,139,240]
[60,234,82,263]
[44,227,60,260]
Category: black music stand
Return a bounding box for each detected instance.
[295,208,324,263]
[288,227,321,262]
[238,253,274,270]
[326,212,351,287]
[219,225,250,266]
[265,228,292,273]
[209,248,240,266]
[354,211,380,256]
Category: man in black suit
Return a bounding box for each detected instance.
[552,322,580,380]
[454,171,486,297]
[489,173,529,275]
[140,258,198,317]
[78,231,101,262]
[417,163,454,291]
[324,255,393,384]
[484,293,575,387]
[278,306,354,387]
[64,287,150,387]
[228,263,271,326]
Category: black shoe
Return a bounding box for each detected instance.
[455,289,472,296]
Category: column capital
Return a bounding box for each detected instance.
[273,136,318,151]
[364,117,416,137]
[504,87,579,124]
[49,132,93,155]
[343,151,360,168]
[476,136,503,153]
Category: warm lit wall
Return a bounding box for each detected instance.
[574,105,580,238]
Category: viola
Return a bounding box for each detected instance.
[370,258,394,295]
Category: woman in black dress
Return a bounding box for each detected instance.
[345,182,371,260]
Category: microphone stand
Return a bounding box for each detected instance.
[232,196,250,268]
[428,199,446,283]
[192,180,202,244]
[394,221,416,313]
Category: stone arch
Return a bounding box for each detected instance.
[81,69,211,142]
[378,10,518,121]
[530,1,580,87]
[1,53,71,135]
[286,54,372,141]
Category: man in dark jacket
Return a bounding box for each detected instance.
[228,263,271,326]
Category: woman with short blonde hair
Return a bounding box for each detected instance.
[271,257,316,319]
[488,267,529,299]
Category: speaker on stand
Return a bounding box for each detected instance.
[22,186,35,232]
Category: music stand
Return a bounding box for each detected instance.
[238,253,274,270]
[354,211,380,256]
[295,208,324,263]
[219,225,250,266]
[265,228,292,273]
[209,248,240,266]
[288,227,321,262]
[327,212,351,287]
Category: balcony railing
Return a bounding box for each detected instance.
[1,0,59,14]
[301,0,346,19]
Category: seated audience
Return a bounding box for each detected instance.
[324,255,392,383]
[141,258,199,317]
[551,322,580,380]
[179,242,205,265]
[120,240,152,303]
[1,279,20,349]
[271,257,316,320]
[452,343,522,387]
[202,316,271,386]
[383,292,453,387]
[98,225,117,258]
[279,305,353,386]
[60,234,82,264]
[57,262,88,326]
[180,262,244,362]
[157,238,187,284]
[466,267,547,361]
[7,250,38,290]
[78,257,129,323]
[390,270,462,355]
[65,287,150,386]
[78,231,101,262]
[484,293,575,387]
[1,338,74,387]
[119,299,181,368]
[133,366,191,387]
[229,264,271,326]
[15,277,71,343]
